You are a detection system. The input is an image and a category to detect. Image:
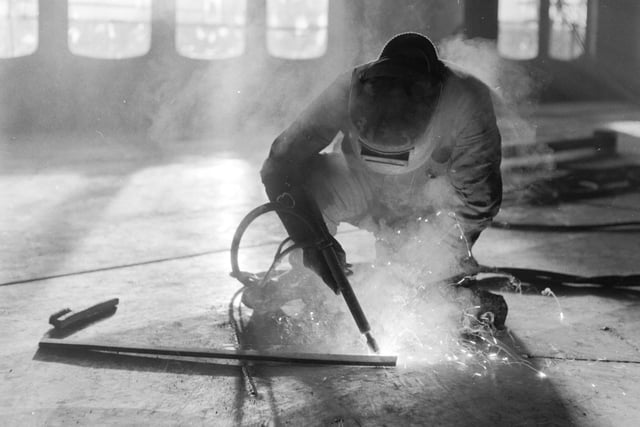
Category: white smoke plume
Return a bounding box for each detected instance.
[438,35,545,146]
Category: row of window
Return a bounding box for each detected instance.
[0,0,328,59]
[1,0,587,61]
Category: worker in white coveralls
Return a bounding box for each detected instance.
[253,33,507,329]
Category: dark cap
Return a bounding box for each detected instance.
[380,32,440,62]
[358,33,442,81]
[348,33,442,156]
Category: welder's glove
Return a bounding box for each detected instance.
[301,235,352,294]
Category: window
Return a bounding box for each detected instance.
[498,0,540,60]
[549,0,587,60]
[0,0,38,58]
[498,0,589,61]
[68,0,151,59]
[266,0,328,59]
[176,0,247,59]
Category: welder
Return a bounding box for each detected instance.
[255,33,507,328]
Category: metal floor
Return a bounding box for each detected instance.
[1,103,640,426]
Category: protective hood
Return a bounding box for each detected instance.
[349,57,441,174]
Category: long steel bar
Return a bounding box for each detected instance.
[39,338,397,367]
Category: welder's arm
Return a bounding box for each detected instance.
[447,100,503,248]
[260,73,352,292]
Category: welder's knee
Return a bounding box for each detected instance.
[306,153,372,229]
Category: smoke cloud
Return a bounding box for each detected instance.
[438,35,546,146]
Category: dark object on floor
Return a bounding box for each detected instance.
[439,280,508,330]
[240,269,322,313]
[49,298,119,331]
[474,289,509,329]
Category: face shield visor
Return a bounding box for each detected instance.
[348,58,440,175]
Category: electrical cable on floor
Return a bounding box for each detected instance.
[227,234,303,397]
[524,354,640,364]
[228,287,258,396]
[490,220,640,232]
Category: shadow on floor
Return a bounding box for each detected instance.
[246,331,577,426]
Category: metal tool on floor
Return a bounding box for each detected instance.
[48,298,120,336]
[230,202,381,354]
[38,338,396,366]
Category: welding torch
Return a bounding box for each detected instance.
[230,202,380,354]
[315,234,380,353]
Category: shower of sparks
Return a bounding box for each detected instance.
[235,209,553,380]
[372,297,549,380]
[241,284,550,380]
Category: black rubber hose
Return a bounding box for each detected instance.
[229,202,317,279]
[490,220,640,232]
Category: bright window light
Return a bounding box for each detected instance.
[176,0,246,59]
[266,0,328,60]
[498,0,540,60]
[0,0,38,58]
[549,0,587,60]
[68,0,151,59]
